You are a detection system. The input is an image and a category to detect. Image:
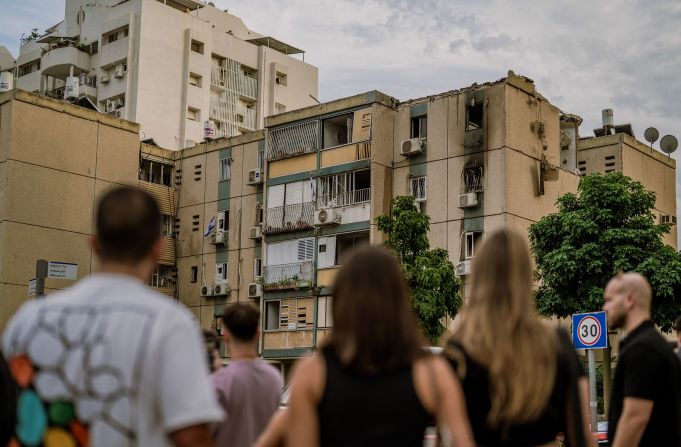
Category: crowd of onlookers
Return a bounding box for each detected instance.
[1,186,679,447]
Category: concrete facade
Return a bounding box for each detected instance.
[9,0,318,149]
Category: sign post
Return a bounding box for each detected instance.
[572,311,608,432]
[33,260,78,299]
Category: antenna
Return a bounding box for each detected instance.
[644,127,659,148]
[660,134,678,160]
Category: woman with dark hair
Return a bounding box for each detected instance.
[287,246,475,447]
[444,229,593,447]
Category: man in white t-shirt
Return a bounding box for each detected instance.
[2,186,223,447]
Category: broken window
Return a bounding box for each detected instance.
[466,101,483,131]
[462,163,484,193]
[464,232,482,259]
[323,113,354,149]
[139,159,173,186]
[411,115,427,139]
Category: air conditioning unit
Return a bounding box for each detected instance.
[113,64,125,78]
[458,192,478,208]
[248,168,263,185]
[209,230,226,245]
[214,283,229,296]
[249,226,262,240]
[115,97,124,107]
[200,285,214,297]
[109,110,121,118]
[106,100,116,112]
[315,208,341,226]
[100,74,110,84]
[661,215,677,225]
[400,138,425,156]
[248,283,262,298]
[455,260,471,276]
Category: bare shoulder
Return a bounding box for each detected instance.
[289,353,326,401]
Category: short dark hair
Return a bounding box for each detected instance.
[674,316,681,332]
[96,187,161,263]
[222,303,260,342]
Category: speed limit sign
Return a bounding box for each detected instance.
[572,311,608,349]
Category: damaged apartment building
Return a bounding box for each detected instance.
[0,71,676,376]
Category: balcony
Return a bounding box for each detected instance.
[210,96,230,122]
[263,261,314,290]
[41,45,91,78]
[138,180,177,216]
[236,106,256,131]
[159,237,176,266]
[210,64,258,100]
[317,188,370,208]
[267,120,319,160]
[264,202,314,235]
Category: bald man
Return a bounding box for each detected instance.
[603,273,681,447]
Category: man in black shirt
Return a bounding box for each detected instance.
[603,272,681,447]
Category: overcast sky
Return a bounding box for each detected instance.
[2,0,681,226]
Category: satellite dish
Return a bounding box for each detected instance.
[644,127,659,144]
[660,135,678,156]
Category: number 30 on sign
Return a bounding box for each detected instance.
[571,311,608,350]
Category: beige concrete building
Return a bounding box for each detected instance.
[8,0,318,149]
[0,89,177,328]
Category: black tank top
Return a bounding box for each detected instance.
[317,346,433,447]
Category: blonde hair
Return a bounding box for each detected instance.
[453,229,557,426]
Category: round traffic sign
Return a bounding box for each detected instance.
[577,316,601,346]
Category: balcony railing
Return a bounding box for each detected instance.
[236,106,256,131]
[263,261,314,290]
[210,96,230,123]
[210,64,258,99]
[267,120,319,160]
[317,188,370,208]
[264,202,314,235]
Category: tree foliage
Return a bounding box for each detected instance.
[529,173,681,331]
[20,28,40,46]
[376,196,462,342]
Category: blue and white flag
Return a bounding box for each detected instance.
[204,216,215,237]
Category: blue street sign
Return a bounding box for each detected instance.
[572,311,608,350]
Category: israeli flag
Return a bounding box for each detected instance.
[204,216,215,237]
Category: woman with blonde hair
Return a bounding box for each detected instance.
[444,229,593,446]
[287,245,475,447]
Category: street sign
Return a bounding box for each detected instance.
[28,278,36,297]
[572,311,607,350]
[47,262,78,280]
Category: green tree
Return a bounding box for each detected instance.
[529,172,681,331]
[20,28,40,46]
[376,195,462,343]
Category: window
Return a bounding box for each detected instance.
[466,101,483,130]
[187,107,199,122]
[464,232,482,259]
[161,215,174,237]
[216,262,228,284]
[317,297,333,328]
[336,232,369,265]
[219,158,231,181]
[411,115,427,139]
[266,238,315,265]
[322,113,353,149]
[462,163,484,193]
[256,203,264,225]
[410,175,427,203]
[191,40,204,54]
[265,301,281,330]
[275,72,287,86]
[17,59,40,77]
[317,169,370,207]
[266,180,314,209]
[189,72,202,87]
[139,159,173,186]
[190,266,198,283]
[275,103,286,114]
[254,258,262,279]
[103,25,128,45]
[150,265,174,288]
[217,210,229,232]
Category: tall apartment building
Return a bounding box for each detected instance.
[10,0,318,149]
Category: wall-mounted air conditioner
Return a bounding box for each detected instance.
[113,64,125,79]
[106,100,116,112]
[100,74,110,84]
[248,283,262,298]
[214,283,229,296]
[314,208,341,226]
[249,226,262,240]
[248,168,263,185]
[209,230,226,245]
[200,285,214,296]
[455,260,471,276]
[458,192,478,208]
[400,138,425,156]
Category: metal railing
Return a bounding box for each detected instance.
[236,106,256,131]
[264,202,314,234]
[263,261,314,289]
[317,188,371,208]
[210,64,258,99]
[267,120,319,160]
[210,96,230,123]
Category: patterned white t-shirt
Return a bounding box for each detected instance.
[2,273,224,447]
